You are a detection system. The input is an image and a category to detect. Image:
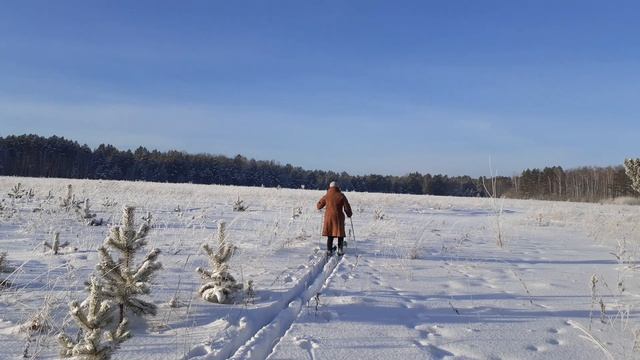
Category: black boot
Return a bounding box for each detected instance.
[337,237,344,256]
[326,236,335,256]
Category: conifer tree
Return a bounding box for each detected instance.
[96,206,161,322]
[78,198,104,226]
[58,277,130,360]
[233,196,247,211]
[44,232,70,255]
[0,251,13,288]
[79,199,96,219]
[196,222,242,303]
[8,182,25,199]
[0,251,10,272]
[624,158,640,194]
[61,184,74,209]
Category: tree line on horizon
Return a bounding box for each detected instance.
[0,134,635,202]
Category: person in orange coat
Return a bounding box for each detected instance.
[317,181,353,256]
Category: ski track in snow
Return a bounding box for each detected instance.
[231,255,342,360]
[183,253,342,360]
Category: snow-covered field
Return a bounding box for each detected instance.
[1,176,639,359]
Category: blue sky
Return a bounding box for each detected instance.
[1,1,638,176]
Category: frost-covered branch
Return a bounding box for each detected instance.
[58,277,130,360]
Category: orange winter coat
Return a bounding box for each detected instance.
[317,187,353,237]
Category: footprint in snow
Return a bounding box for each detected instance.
[295,336,319,349]
[525,345,540,352]
[545,338,560,345]
[415,324,443,339]
[414,341,455,359]
[294,336,320,360]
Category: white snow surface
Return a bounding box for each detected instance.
[1,176,639,359]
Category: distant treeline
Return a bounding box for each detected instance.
[0,134,635,202]
[512,165,635,202]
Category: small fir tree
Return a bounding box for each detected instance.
[58,277,130,360]
[0,251,14,288]
[44,232,70,255]
[79,199,97,219]
[96,206,161,322]
[101,197,118,208]
[78,198,104,226]
[25,187,35,200]
[291,207,302,219]
[374,208,385,220]
[8,183,26,199]
[0,251,11,272]
[61,184,74,208]
[624,158,640,194]
[233,196,247,212]
[244,280,256,306]
[196,222,242,303]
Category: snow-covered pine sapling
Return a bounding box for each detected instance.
[0,251,14,288]
[61,184,74,208]
[196,222,243,303]
[244,280,256,306]
[233,196,247,212]
[8,182,26,199]
[96,206,162,322]
[0,251,11,273]
[88,218,105,226]
[291,207,302,219]
[79,198,97,220]
[0,199,16,219]
[102,197,118,208]
[624,158,640,194]
[58,277,131,360]
[26,187,35,201]
[374,208,385,221]
[44,232,70,255]
[78,198,105,226]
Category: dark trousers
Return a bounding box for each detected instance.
[327,236,344,251]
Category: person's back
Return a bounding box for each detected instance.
[317,181,352,255]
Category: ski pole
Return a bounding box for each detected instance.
[319,210,325,252]
[350,217,357,254]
